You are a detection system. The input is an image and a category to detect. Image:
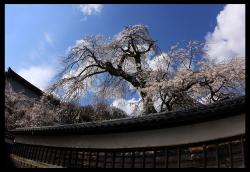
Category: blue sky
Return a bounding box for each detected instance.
[5,4,245,113]
[5,4,224,71]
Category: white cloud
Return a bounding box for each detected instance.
[79,4,103,16]
[111,98,142,116]
[147,53,167,70]
[147,52,173,72]
[204,4,245,63]
[66,39,92,54]
[44,32,54,47]
[18,66,56,90]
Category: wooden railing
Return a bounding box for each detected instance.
[10,135,245,168]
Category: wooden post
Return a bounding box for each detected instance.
[142,150,146,168]
[88,151,92,168]
[178,147,181,168]
[153,150,156,168]
[216,144,220,168]
[241,136,245,168]
[121,152,125,168]
[104,152,107,168]
[165,148,168,168]
[112,152,116,168]
[131,151,135,168]
[96,152,99,168]
[203,145,207,168]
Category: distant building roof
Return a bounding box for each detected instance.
[12,96,245,136]
[5,67,43,97]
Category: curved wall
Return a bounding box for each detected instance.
[14,114,245,149]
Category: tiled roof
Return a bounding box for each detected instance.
[11,96,245,136]
[5,67,43,97]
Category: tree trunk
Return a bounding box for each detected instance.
[141,91,157,114]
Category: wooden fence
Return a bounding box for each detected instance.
[9,134,245,168]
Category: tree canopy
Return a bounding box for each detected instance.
[50,24,245,115]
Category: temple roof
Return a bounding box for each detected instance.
[5,67,43,97]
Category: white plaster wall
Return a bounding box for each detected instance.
[15,114,245,149]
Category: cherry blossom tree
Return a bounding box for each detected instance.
[50,24,245,114]
[143,54,245,112]
[50,25,158,114]
[5,83,33,129]
[5,83,128,129]
[5,84,61,129]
